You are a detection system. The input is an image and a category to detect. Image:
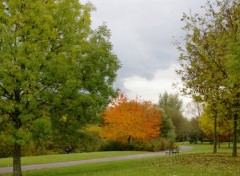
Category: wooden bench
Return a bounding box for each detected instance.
[165,148,179,155]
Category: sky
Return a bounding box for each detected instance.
[81,0,206,117]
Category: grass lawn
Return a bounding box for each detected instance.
[180,142,234,154]
[2,153,240,176]
[1,143,240,176]
[0,151,149,167]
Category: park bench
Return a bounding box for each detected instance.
[165,148,180,155]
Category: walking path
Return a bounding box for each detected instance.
[0,146,192,174]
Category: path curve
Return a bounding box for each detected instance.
[0,146,193,174]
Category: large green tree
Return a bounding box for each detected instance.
[177,0,240,156]
[158,92,190,141]
[0,1,120,175]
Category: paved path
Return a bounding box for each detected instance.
[0,146,192,174]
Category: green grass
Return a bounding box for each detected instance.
[2,153,240,176]
[0,151,149,167]
[1,143,240,176]
[181,142,234,154]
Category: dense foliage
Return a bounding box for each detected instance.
[101,93,162,144]
[177,0,240,156]
[0,0,120,175]
[158,92,189,142]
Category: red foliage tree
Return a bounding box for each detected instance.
[101,93,162,143]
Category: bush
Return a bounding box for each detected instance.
[172,143,180,149]
[99,139,170,152]
[77,125,102,152]
[158,138,169,151]
[100,141,135,151]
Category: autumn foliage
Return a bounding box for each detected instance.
[101,93,162,143]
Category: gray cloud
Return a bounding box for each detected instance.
[82,0,206,106]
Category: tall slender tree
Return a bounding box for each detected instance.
[177,0,240,156]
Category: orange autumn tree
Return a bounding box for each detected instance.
[101,93,162,143]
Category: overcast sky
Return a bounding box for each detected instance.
[82,0,206,117]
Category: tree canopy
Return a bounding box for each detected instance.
[0,1,120,175]
[158,92,189,141]
[177,0,240,156]
[101,93,162,143]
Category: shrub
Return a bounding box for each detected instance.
[172,143,180,149]
[99,139,169,152]
[77,125,102,152]
[158,138,169,151]
[100,141,135,151]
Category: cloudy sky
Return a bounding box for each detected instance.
[82,0,206,116]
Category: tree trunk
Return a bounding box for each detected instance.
[218,134,220,148]
[128,135,131,145]
[213,113,217,153]
[228,133,231,148]
[232,113,237,157]
[13,143,22,176]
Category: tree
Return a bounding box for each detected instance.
[158,92,182,111]
[0,1,120,175]
[185,101,204,143]
[159,108,176,145]
[189,117,204,143]
[158,92,189,141]
[177,0,240,156]
[199,105,215,142]
[101,93,162,143]
[199,104,233,146]
[185,101,203,119]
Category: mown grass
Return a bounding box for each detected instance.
[0,151,149,167]
[2,153,240,176]
[1,143,239,176]
[180,142,233,154]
